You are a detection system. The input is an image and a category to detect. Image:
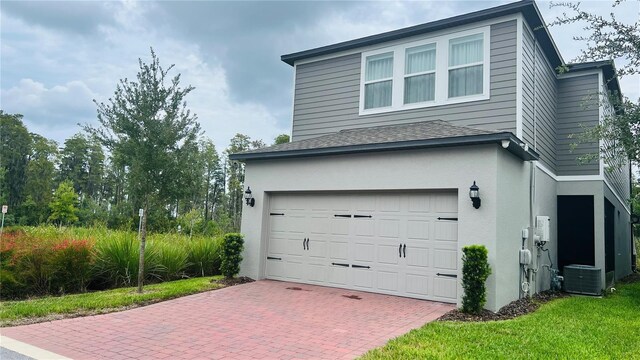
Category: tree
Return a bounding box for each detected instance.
[549,1,639,172]
[23,134,58,224]
[49,180,79,227]
[274,134,290,145]
[0,111,31,208]
[58,133,105,200]
[88,48,201,293]
[200,139,224,223]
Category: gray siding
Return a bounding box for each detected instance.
[601,95,631,202]
[522,22,557,172]
[556,74,600,175]
[292,20,518,141]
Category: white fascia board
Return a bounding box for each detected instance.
[598,70,605,177]
[515,13,523,139]
[557,70,601,80]
[293,14,520,66]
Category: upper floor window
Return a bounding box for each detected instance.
[364,52,393,109]
[404,44,436,104]
[448,34,484,97]
[359,26,490,115]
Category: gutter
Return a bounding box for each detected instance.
[230,132,539,162]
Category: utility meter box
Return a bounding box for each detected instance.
[536,216,551,244]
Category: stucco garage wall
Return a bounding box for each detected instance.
[603,185,633,280]
[240,145,528,311]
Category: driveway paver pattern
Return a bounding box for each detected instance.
[1,280,453,359]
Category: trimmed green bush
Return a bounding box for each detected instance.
[461,245,492,314]
[220,233,244,279]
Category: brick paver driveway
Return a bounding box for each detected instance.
[1,280,453,359]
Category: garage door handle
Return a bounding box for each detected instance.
[306,238,310,250]
[403,244,406,258]
[303,238,307,250]
[267,256,282,260]
[354,215,372,218]
[436,273,457,278]
[334,214,351,218]
[399,244,402,258]
[352,264,370,269]
[332,262,349,267]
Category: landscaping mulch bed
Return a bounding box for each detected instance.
[213,276,254,286]
[618,272,640,284]
[439,290,568,322]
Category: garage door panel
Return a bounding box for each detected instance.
[353,242,375,262]
[405,273,430,296]
[269,217,289,233]
[352,269,374,290]
[378,219,400,238]
[266,259,286,279]
[378,195,401,212]
[405,245,430,268]
[377,244,401,264]
[268,237,288,255]
[433,277,457,300]
[433,248,457,270]
[354,219,375,237]
[435,222,458,241]
[353,195,376,212]
[329,241,349,260]
[331,218,350,235]
[328,266,349,286]
[407,220,430,240]
[433,193,458,213]
[307,238,327,259]
[306,264,327,283]
[310,216,330,234]
[377,271,399,291]
[408,195,431,213]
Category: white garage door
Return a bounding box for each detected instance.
[265,191,459,303]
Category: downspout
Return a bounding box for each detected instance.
[527,160,536,297]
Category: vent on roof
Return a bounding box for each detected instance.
[563,265,602,296]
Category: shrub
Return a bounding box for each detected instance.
[220,233,244,279]
[461,245,492,314]
[155,241,189,281]
[93,235,162,287]
[49,239,94,294]
[186,238,222,277]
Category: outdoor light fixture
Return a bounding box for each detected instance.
[469,181,481,209]
[244,187,255,207]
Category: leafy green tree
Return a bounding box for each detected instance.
[88,48,201,293]
[23,134,58,224]
[0,111,31,208]
[550,1,639,172]
[49,180,79,227]
[201,139,224,223]
[58,133,105,200]
[225,134,251,230]
[274,134,290,145]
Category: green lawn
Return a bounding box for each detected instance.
[363,279,640,359]
[0,276,223,326]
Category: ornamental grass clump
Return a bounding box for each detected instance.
[186,238,222,277]
[461,245,492,314]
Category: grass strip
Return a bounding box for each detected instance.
[362,280,640,359]
[1,276,223,326]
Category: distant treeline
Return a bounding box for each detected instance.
[0,110,289,235]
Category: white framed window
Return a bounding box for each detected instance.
[404,44,436,104]
[448,33,484,98]
[358,26,490,115]
[364,52,394,109]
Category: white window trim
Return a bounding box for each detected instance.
[359,26,490,116]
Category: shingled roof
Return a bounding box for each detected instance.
[229,120,539,161]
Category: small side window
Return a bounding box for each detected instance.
[404,43,436,104]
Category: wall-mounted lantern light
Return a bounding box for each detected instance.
[244,186,255,207]
[469,181,481,209]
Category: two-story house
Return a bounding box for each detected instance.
[230,0,633,311]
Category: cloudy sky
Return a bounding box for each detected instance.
[1,0,638,150]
